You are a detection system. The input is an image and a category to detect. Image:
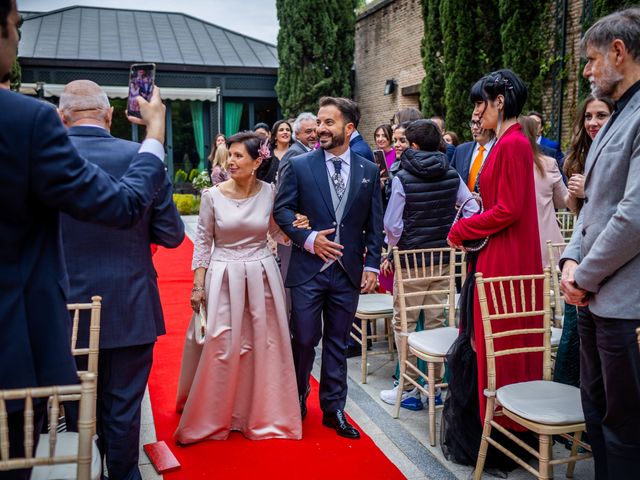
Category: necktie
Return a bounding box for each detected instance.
[467,145,485,192]
[332,158,346,200]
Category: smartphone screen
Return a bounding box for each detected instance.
[127,63,156,118]
[373,149,390,180]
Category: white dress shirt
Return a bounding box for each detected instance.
[471,137,496,170]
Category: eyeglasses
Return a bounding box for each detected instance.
[468,121,481,128]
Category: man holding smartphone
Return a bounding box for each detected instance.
[0,1,167,476]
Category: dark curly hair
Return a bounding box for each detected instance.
[0,0,14,38]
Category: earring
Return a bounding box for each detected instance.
[251,169,255,176]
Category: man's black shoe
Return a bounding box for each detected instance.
[300,384,311,420]
[322,410,361,439]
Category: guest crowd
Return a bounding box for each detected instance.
[1,0,640,478]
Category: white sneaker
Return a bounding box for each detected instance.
[420,387,443,406]
[380,385,423,410]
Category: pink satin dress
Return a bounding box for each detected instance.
[175,181,302,442]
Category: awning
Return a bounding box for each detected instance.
[20,83,219,102]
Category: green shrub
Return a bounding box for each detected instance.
[192,170,212,191]
[188,168,200,182]
[173,194,197,215]
[174,169,188,184]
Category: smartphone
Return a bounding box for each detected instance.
[373,149,390,180]
[127,63,156,118]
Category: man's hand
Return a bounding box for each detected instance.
[128,86,166,144]
[568,174,586,199]
[313,228,343,262]
[561,260,589,306]
[361,271,378,293]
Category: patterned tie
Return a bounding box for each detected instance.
[332,158,346,200]
[467,145,485,192]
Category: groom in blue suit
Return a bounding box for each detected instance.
[275,97,383,439]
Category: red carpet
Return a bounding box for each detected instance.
[149,238,406,479]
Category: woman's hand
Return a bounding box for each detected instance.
[190,288,205,313]
[380,258,393,275]
[447,238,466,252]
[568,174,585,199]
[293,213,311,229]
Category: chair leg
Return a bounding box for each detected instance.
[566,430,582,478]
[393,337,407,419]
[386,318,394,360]
[427,361,436,447]
[539,434,552,480]
[361,319,368,384]
[473,397,495,480]
[372,317,378,337]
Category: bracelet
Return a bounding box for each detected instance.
[192,285,205,292]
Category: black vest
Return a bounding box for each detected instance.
[395,149,460,266]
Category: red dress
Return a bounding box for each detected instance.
[448,123,543,428]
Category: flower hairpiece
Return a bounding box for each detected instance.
[258,140,270,161]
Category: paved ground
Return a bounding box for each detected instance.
[138,216,594,479]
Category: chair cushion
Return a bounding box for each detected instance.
[408,327,458,356]
[32,432,101,480]
[357,293,393,315]
[551,327,562,347]
[496,380,584,425]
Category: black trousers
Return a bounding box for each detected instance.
[66,344,154,480]
[578,307,640,480]
[290,263,360,412]
[0,403,46,480]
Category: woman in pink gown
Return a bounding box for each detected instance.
[175,132,303,443]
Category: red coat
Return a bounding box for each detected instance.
[448,123,543,427]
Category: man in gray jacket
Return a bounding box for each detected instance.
[561,8,640,478]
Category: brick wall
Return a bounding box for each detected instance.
[354,0,425,148]
[355,0,586,150]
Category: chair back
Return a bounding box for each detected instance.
[546,241,567,327]
[475,270,552,392]
[556,210,575,242]
[67,296,102,378]
[392,247,456,331]
[0,374,96,479]
[454,250,467,285]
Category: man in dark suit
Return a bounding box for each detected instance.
[450,119,495,189]
[274,97,383,439]
[348,129,374,162]
[278,111,317,180]
[529,110,565,171]
[57,80,184,480]
[0,2,166,477]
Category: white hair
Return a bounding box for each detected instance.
[59,80,110,117]
[292,112,317,137]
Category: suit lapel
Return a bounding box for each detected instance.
[343,154,365,219]
[309,149,336,219]
[585,91,640,182]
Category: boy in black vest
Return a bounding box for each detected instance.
[380,119,477,409]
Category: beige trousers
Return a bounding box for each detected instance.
[393,264,449,390]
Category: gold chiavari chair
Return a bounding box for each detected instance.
[473,270,591,480]
[392,247,458,446]
[556,210,576,243]
[352,293,395,384]
[0,374,99,480]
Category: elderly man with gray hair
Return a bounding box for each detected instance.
[278,112,318,176]
[58,80,184,480]
[560,7,640,478]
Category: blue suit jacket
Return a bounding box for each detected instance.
[349,134,375,163]
[274,148,383,289]
[0,90,165,398]
[450,141,475,185]
[61,127,184,349]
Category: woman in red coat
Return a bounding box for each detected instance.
[441,69,543,469]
